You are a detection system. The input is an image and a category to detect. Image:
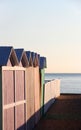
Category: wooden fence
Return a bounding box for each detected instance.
[44,79,60,114]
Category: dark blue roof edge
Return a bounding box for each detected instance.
[15,48,24,62]
[39,57,47,69]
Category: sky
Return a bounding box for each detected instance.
[0,0,81,73]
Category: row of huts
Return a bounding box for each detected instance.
[0,46,60,130]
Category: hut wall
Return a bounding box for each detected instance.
[4,108,14,130]
[40,69,45,117]
[7,59,12,66]
[0,68,2,130]
[34,66,41,124]
[20,61,23,66]
[2,66,26,130]
[3,70,14,105]
[26,67,35,130]
[15,70,25,101]
[15,104,26,130]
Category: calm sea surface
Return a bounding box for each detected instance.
[45,73,81,94]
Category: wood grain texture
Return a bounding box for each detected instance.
[4,108,14,130]
[0,68,2,130]
[44,79,60,114]
[26,67,34,101]
[7,59,12,66]
[3,70,14,105]
[27,101,35,130]
[15,104,26,130]
[26,67,35,130]
[15,70,25,101]
[34,67,41,124]
[2,67,26,130]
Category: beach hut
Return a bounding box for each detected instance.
[40,57,47,117]
[25,51,41,129]
[33,53,41,124]
[0,46,26,130]
[25,51,35,130]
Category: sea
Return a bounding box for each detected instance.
[45,73,81,94]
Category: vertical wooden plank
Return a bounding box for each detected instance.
[27,100,35,130]
[7,59,12,66]
[2,69,15,130]
[14,70,16,130]
[4,108,14,130]
[15,70,24,101]
[26,67,35,130]
[40,69,45,117]
[34,67,41,124]
[55,79,60,97]
[44,82,51,114]
[26,67,34,100]
[7,108,14,130]
[50,80,55,103]
[3,70,14,105]
[15,104,26,130]
[3,109,7,130]
[15,69,26,130]
[0,68,2,130]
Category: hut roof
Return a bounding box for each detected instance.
[0,46,18,66]
[15,49,28,67]
[40,57,47,69]
[31,52,35,63]
[15,49,24,62]
[33,53,39,67]
[26,51,31,61]
[26,51,33,66]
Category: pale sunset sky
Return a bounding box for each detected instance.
[0,0,81,73]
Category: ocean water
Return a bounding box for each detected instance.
[45,73,81,94]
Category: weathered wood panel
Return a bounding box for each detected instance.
[34,67,41,124]
[26,67,35,130]
[44,81,51,113]
[15,70,25,101]
[4,109,7,130]
[54,79,60,98]
[2,67,26,130]
[26,67,34,101]
[15,104,26,130]
[3,70,14,105]
[40,69,45,117]
[4,108,14,130]
[0,68,2,130]
[50,80,56,103]
[44,79,60,114]
[27,101,35,130]
[51,79,60,98]
[7,59,12,66]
